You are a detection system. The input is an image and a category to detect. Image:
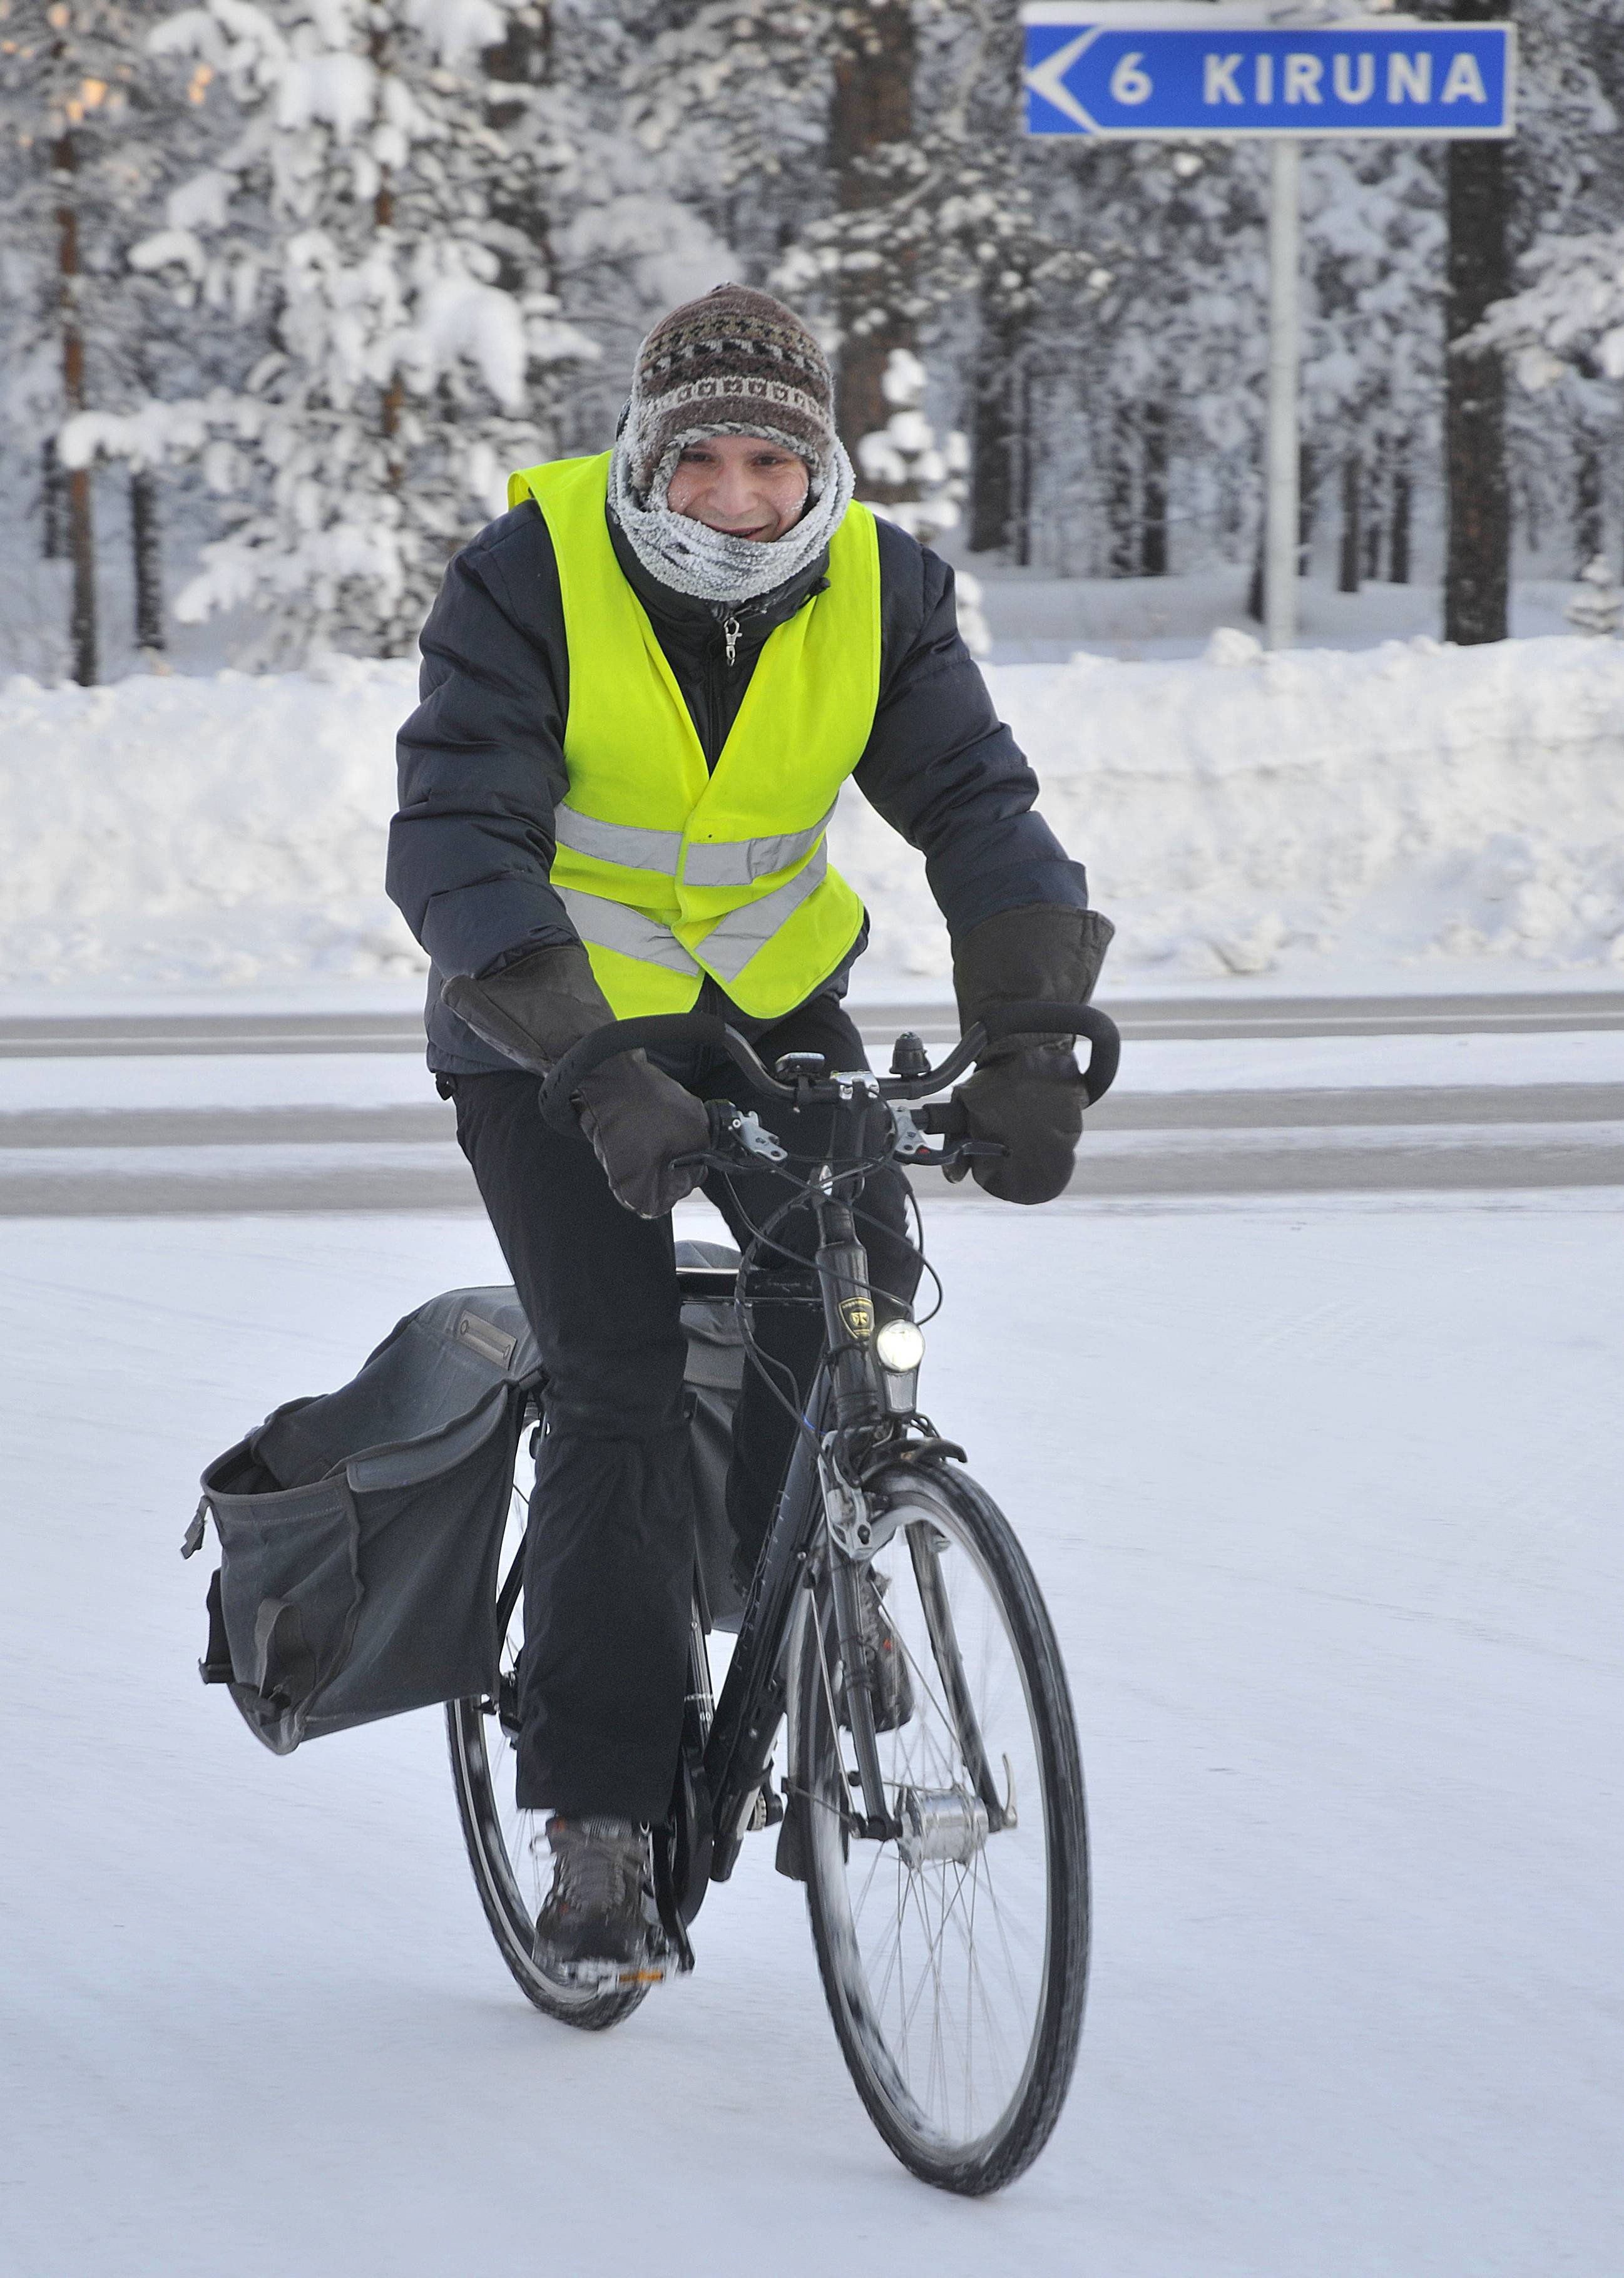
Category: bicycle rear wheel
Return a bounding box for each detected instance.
[446,1478,648,2031]
[790,1460,1089,2193]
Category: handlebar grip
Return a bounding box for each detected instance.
[536,1013,732,1136]
[974,1001,1122,1106]
[917,1098,968,1138]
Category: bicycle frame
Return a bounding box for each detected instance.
[682,1148,983,1911]
[499,993,1125,1939]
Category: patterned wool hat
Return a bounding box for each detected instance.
[622,283,838,504]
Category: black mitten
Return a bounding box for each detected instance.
[441,946,710,1219]
[947,907,1115,1205]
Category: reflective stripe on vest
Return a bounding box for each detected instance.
[554,886,701,976]
[553,799,837,890]
[507,452,881,1021]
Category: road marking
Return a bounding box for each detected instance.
[5,993,1624,1056]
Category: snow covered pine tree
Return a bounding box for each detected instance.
[134,0,593,660]
[0,0,203,680]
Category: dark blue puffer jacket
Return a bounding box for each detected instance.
[387,498,1090,1075]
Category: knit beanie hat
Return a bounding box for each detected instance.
[621,283,839,506]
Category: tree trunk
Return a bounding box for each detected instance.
[1298,441,1317,576]
[1141,401,1169,576]
[66,466,96,683]
[969,306,1019,555]
[484,5,556,292]
[1444,3,1511,645]
[1391,454,1412,584]
[131,469,165,652]
[829,0,916,456]
[1362,484,1384,580]
[1108,404,1136,578]
[1575,441,1603,573]
[54,131,97,687]
[1339,451,1362,595]
[41,440,65,560]
[1012,362,1035,568]
[370,26,409,483]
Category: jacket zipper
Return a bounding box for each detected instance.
[722,616,740,668]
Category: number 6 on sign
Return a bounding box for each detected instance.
[1110,50,1152,105]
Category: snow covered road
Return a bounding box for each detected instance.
[2,1198,1618,2274]
[4,994,1624,1209]
[3,1091,1624,1213]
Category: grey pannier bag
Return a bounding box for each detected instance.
[186,1245,750,1755]
[186,1287,541,1755]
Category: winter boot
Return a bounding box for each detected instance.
[532,1816,659,1981]
[843,1569,914,1735]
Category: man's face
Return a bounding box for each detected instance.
[665,434,811,542]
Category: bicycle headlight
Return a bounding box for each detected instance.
[875,1319,925,1411]
[875,1319,926,1375]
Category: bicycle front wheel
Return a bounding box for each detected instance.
[790,1460,1089,2194]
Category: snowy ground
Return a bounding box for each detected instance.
[3,1196,1620,2274]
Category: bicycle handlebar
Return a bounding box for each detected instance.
[534,999,1121,1140]
[981,1001,1122,1105]
[535,1014,792,1135]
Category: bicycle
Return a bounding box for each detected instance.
[445,996,1122,2195]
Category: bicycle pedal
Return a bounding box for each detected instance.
[552,1946,688,1990]
[618,1939,693,1986]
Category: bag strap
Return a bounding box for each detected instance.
[181,1496,208,1560]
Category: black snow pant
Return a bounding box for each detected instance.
[448,991,921,1824]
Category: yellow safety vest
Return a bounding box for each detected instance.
[506,452,881,1020]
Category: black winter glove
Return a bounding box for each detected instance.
[946,906,1115,1205]
[440,946,711,1219]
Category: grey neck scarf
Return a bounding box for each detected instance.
[607,432,857,610]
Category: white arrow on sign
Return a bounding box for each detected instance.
[1024,26,1103,131]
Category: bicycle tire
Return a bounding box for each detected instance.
[445,1484,647,2033]
[790,1460,1089,2194]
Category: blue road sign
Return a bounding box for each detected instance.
[1024,10,1516,140]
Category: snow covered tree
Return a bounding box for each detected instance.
[1471,225,1624,387]
[855,344,964,532]
[1300,143,1444,595]
[0,0,206,680]
[1566,551,1623,636]
[825,0,917,449]
[518,0,740,452]
[130,0,594,660]
[855,344,990,648]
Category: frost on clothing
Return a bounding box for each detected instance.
[387,501,1090,1076]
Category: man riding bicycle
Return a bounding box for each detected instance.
[387,284,1110,1981]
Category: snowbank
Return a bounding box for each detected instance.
[6,633,1624,992]
[851,631,1624,982]
[5,660,422,990]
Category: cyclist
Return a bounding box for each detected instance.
[387,284,1111,1979]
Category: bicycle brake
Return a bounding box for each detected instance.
[697,1100,788,1165]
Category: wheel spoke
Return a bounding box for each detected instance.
[799,1470,1085,2182]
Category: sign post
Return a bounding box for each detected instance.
[1023,4,1516,648]
[1266,135,1300,651]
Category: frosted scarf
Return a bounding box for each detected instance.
[608,431,857,610]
